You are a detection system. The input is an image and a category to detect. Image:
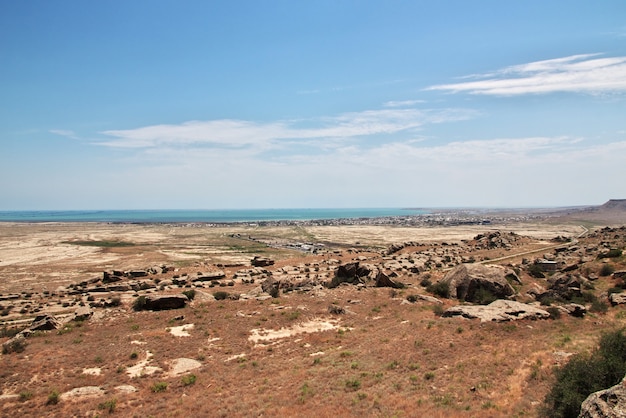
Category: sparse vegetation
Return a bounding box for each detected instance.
[213,291,229,300]
[182,289,196,300]
[543,329,626,418]
[46,390,60,405]
[98,398,117,413]
[427,280,450,298]
[151,382,168,393]
[181,374,197,386]
[132,295,147,311]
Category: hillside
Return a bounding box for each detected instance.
[1,221,625,416]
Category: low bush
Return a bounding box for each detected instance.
[542,329,626,417]
[213,291,229,300]
[98,398,117,413]
[600,264,615,277]
[181,374,197,386]
[182,289,196,300]
[132,296,147,311]
[151,382,168,393]
[427,281,450,299]
[46,390,60,405]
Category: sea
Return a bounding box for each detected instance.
[0,208,428,223]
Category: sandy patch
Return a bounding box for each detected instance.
[249,318,341,344]
[225,353,246,362]
[82,367,102,376]
[169,324,194,337]
[126,351,162,378]
[115,385,138,394]
[168,358,202,376]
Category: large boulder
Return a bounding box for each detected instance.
[143,295,188,311]
[579,374,626,418]
[441,264,516,303]
[547,273,587,300]
[29,314,61,331]
[443,300,550,322]
[327,262,371,288]
[374,271,404,289]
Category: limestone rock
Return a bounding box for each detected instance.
[328,262,371,288]
[579,375,626,418]
[30,314,61,331]
[144,295,188,311]
[251,256,274,267]
[374,271,404,289]
[442,300,550,322]
[441,264,515,303]
[610,293,626,306]
[74,306,93,321]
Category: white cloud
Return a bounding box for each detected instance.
[383,99,426,107]
[98,107,474,149]
[50,129,79,140]
[426,54,626,95]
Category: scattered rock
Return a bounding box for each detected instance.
[375,271,404,289]
[74,306,93,321]
[579,374,626,418]
[610,292,626,306]
[328,305,346,314]
[251,256,275,267]
[29,314,61,331]
[443,300,550,322]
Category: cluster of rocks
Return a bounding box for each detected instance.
[470,231,522,250]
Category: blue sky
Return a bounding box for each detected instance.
[1,1,625,210]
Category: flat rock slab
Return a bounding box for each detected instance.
[168,358,202,376]
[60,386,105,401]
[443,300,550,322]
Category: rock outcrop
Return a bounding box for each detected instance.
[579,374,626,418]
[440,264,516,303]
[442,300,550,322]
[143,295,188,311]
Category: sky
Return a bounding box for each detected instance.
[1,1,625,210]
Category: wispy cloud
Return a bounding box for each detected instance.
[98,107,474,149]
[426,54,626,95]
[50,129,80,140]
[383,99,426,107]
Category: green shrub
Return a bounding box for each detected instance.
[98,398,117,413]
[46,390,60,405]
[427,281,450,299]
[19,391,33,401]
[182,289,196,300]
[2,335,27,354]
[472,287,498,305]
[132,296,147,311]
[151,382,168,393]
[181,374,197,386]
[543,329,626,417]
[547,306,561,320]
[406,294,419,303]
[600,264,615,277]
[213,291,229,300]
[599,249,623,259]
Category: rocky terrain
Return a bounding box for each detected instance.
[1,207,625,417]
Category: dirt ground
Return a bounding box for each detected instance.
[0,218,624,417]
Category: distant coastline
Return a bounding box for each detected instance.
[0,208,428,224]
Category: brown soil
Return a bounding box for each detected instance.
[1,219,625,417]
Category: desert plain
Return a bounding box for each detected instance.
[1,204,626,417]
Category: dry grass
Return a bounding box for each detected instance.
[0,220,625,416]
